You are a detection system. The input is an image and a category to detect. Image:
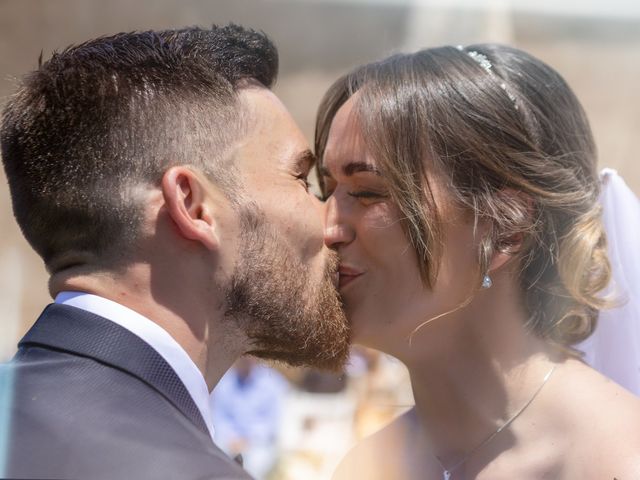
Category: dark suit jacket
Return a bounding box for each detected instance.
[1,303,253,480]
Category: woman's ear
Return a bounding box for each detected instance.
[485,189,535,274]
[488,243,518,273]
[161,166,220,251]
[482,229,524,278]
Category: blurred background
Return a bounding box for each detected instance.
[1,0,639,478]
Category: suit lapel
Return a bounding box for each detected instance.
[19,303,210,436]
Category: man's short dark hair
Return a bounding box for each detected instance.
[1,25,278,272]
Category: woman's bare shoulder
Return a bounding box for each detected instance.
[582,387,640,477]
[332,408,417,480]
[557,361,640,478]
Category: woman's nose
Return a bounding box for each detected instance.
[323,196,355,250]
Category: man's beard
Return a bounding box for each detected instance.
[223,205,351,372]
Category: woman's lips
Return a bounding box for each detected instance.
[338,265,364,290]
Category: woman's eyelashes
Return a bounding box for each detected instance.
[319,175,388,203]
[320,188,388,204]
[347,190,386,199]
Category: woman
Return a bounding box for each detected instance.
[316,45,640,479]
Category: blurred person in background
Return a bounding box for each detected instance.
[317,44,640,479]
[211,356,288,479]
[0,25,350,480]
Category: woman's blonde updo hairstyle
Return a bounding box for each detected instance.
[315,44,611,347]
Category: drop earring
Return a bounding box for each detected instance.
[479,238,493,290]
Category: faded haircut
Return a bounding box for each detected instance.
[1,25,278,272]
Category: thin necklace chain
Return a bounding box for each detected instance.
[434,364,557,480]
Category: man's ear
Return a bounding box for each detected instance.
[161,166,220,251]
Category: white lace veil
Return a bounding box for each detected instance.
[577,168,640,396]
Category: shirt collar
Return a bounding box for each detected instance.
[54,291,215,442]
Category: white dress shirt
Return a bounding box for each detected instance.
[55,291,216,442]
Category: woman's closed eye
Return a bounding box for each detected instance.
[346,189,389,206]
[320,188,388,203]
[347,190,386,199]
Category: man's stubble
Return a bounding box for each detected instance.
[224,204,351,371]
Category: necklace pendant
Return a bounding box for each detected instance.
[443,471,451,480]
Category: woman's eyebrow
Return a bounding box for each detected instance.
[319,161,381,178]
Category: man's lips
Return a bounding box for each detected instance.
[338,265,364,290]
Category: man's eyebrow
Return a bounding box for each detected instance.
[319,161,381,178]
[293,149,317,170]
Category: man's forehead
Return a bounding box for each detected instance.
[233,86,312,172]
[237,86,287,121]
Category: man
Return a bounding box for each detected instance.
[0,25,350,479]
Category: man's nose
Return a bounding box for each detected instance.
[323,196,355,249]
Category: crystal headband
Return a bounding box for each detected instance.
[456,45,518,109]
